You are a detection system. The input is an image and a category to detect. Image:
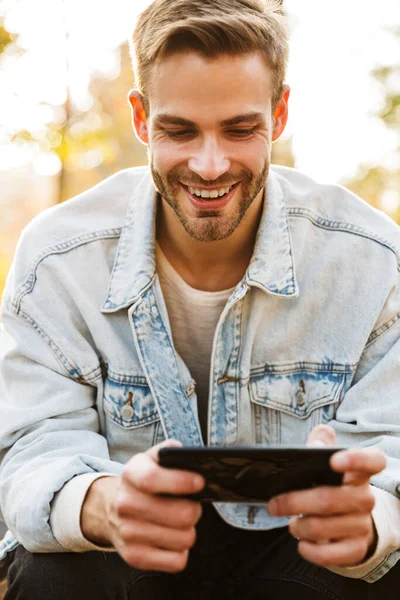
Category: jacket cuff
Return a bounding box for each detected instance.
[327,486,400,579]
[50,473,118,553]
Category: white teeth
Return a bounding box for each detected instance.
[219,187,230,197]
[188,185,233,199]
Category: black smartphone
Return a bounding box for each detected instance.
[158,446,345,503]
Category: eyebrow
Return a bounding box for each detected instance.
[154,115,196,127]
[221,113,265,126]
[154,112,265,128]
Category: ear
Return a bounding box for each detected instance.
[272,85,290,142]
[128,90,149,144]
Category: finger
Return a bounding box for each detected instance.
[147,439,183,463]
[121,544,190,573]
[115,485,203,529]
[306,425,336,447]
[268,483,375,517]
[124,452,205,496]
[342,471,372,486]
[331,448,387,476]
[297,537,370,567]
[289,513,373,543]
[118,519,197,552]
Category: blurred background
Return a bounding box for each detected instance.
[0,0,399,572]
[0,0,399,299]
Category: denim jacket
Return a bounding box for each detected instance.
[1,165,400,582]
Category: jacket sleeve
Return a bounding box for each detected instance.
[0,294,124,554]
[328,487,400,581]
[327,271,400,582]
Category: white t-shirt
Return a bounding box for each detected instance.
[156,243,235,439]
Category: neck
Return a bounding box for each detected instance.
[156,189,265,292]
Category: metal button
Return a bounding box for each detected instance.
[295,391,306,407]
[120,405,134,420]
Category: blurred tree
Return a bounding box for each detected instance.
[0,12,20,55]
[4,46,147,203]
[56,42,147,202]
[0,21,12,54]
[343,27,400,222]
[53,6,147,202]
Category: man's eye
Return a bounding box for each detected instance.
[228,128,256,137]
[165,130,194,138]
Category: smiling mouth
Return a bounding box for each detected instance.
[181,182,239,200]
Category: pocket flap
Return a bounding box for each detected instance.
[250,370,344,419]
[104,375,160,429]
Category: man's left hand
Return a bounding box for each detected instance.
[267,425,387,567]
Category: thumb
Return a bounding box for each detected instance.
[306,424,336,447]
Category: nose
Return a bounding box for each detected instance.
[188,135,231,182]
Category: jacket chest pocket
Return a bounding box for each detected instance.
[103,376,165,462]
[249,369,345,445]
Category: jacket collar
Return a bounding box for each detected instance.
[245,168,299,297]
[101,171,157,312]
[101,167,299,313]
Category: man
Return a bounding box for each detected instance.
[1,0,400,597]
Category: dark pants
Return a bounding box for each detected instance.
[4,505,399,599]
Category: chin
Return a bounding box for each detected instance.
[182,215,240,242]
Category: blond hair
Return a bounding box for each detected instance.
[131,0,289,114]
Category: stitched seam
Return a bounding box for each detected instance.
[287,208,400,271]
[106,370,148,386]
[283,203,297,292]
[249,362,357,379]
[218,364,355,388]
[366,311,400,348]
[105,412,160,429]
[16,309,101,383]
[12,229,121,312]
[148,294,191,408]
[251,393,339,414]
[229,298,245,445]
[363,555,393,579]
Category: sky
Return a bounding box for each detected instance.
[0,0,399,184]
[284,0,399,182]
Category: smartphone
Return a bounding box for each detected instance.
[158,446,345,503]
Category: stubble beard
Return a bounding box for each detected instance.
[151,162,269,242]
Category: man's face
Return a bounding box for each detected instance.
[145,52,280,242]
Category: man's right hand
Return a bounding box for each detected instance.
[81,440,205,573]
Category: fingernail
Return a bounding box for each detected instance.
[309,440,326,448]
[333,453,349,469]
[167,439,183,447]
[193,475,205,490]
